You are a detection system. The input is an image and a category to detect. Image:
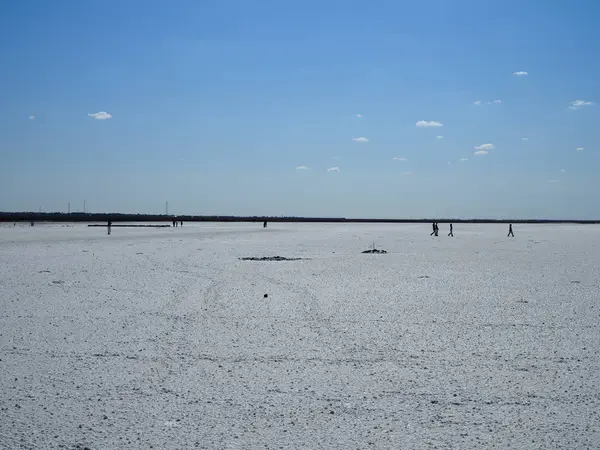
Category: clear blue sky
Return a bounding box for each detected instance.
[1,0,599,219]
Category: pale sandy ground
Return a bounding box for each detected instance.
[1,222,599,449]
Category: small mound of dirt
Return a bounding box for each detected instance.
[239,256,307,261]
[362,249,387,254]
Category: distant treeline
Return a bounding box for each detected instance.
[0,212,598,224]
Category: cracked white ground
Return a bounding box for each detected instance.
[1,222,599,449]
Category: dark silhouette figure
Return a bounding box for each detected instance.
[430,222,436,236]
[180,220,183,227]
[263,221,267,228]
[107,221,112,235]
[508,223,514,237]
[448,223,453,237]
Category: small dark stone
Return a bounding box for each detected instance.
[103,415,108,420]
[264,294,268,298]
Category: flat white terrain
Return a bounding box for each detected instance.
[1,222,599,449]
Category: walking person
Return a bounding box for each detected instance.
[107,220,112,235]
[180,220,183,227]
[434,222,439,237]
[263,221,267,228]
[508,223,514,237]
[448,223,453,237]
[430,222,436,236]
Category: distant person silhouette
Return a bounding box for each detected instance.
[430,222,436,236]
[508,223,514,237]
[107,221,112,235]
[434,222,439,236]
[263,221,267,228]
[180,220,183,227]
[448,223,453,237]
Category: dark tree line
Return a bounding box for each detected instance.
[0,212,597,224]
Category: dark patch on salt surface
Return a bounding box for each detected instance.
[51,280,64,285]
[239,256,308,261]
[361,249,387,254]
[38,270,51,274]
[570,280,581,284]
[418,275,430,279]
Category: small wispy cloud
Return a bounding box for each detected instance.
[474,143,495,151]
[492,100,503,104]
[568,100,593,110]
[560,169,566,173]
[474,150,488,156]
[296,165,310,170]
[28,115,35,120]
[327,166,340,172]
[416,120,444,128]
[436,135,444,139]
[521,137,529,141]
[473,100,482,106]
[392,157,407,161]
[352,137,369,143]
[447,161,451,165]
[512,71,528,76]
[460,158,468,162]
[576,147,584,151]
[88,111,112,120]
[356,114,363,118]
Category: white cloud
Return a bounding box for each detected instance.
[474,150,488,156]
[521,137,529,141]
[512,71,528,76]
[474,143,495,151]
[436,135,444,139]
[88,111,112,120]
[392,157,407,161]
[352,137,369,143]
[560,169,566,173]
[447,161,451,165]
[356,114,363,118]
[28,115,35,120]
[492,100,503,104]
[473,100,482,106]
[327,166,340,172]
[568,100,593,110]
[296,165,310,170]
[416,120,444,128]
[576,147,584,151]
[460,158,468,162]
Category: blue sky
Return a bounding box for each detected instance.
[1,0,599,219]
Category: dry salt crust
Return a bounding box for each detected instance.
[1,222,599,449]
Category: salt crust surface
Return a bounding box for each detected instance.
[1,222,599,449]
